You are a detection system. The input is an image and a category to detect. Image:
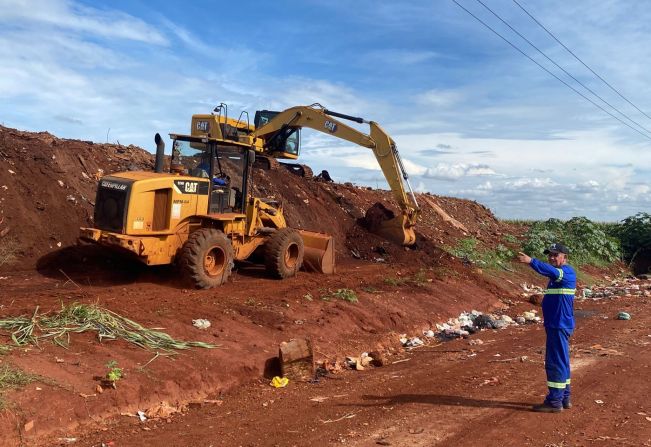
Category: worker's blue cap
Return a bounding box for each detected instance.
[544,243,569,255]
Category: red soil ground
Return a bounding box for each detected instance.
[0,126,646,447]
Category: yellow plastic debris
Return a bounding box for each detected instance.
[270,376,289,388]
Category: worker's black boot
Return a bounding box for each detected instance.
[532,402,562,413]
[562,399,572,409]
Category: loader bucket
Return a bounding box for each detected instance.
[299,230,335,274]
[363,202,416,246]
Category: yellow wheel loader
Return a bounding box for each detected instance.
[80,131,334,289]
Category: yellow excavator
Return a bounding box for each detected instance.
[190,103,420,245]
[80,104,417,289]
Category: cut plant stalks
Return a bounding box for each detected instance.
[0,304,217,351]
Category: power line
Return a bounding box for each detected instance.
[474,0,651,138]
[450,0,651,141]
[512,0,651,123]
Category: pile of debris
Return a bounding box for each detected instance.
[581,276,651,300]
[400,309,542,346]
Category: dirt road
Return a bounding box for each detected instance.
[70,288,651,447]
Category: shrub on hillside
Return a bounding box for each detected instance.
[523,217,620,266]
[614,212,651,262]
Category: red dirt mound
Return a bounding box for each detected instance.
[0,125,153,269]
[1,124,513,272]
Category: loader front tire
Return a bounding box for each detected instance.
[265,228,304,279]
[180,228,234,288]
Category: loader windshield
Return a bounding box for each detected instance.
[171,139,209,178]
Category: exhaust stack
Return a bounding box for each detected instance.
[154,133,165,173]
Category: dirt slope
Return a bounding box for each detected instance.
[0,125,513,272]
[0,125,153,269]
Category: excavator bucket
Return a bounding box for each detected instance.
[363,203,416,246]
[299,230,335,274]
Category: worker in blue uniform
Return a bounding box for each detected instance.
[518,243,576,413]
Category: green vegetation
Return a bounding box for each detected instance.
[612,212,651,264]
[447,237,515,270]
[383,269,431,286]
[0,303,216,352]
[105,360,123,385]
[0,364,37,410]
[321,288,358,303]
[522,217,620,266]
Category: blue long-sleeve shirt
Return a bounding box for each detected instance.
[529,259,576,329]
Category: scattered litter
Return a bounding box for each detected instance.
[579,276,651,300]
[57,180,64,187]
[400,336,424,347]
[146,401,184,419]
[595,400,604,404]
[391,358,410,365]
[320,412,356,424]
[270,376,289,388]
[137,411,147,422]
[192,319,211,330]
[479,376,499,386]
[8,169,15,175]
[66,194,77,203]
[57,438,77,444]
[617,312,631,320]
[310,396,329,403]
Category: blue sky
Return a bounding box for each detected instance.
[1,0,650,221]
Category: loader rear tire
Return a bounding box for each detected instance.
[265,228,304,279]
[180,228,234,288]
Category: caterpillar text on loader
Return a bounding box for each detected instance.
[80,128,335,289]
[189,103,420,245]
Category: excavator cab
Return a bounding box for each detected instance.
[254,110,301,159]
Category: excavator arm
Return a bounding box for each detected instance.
[252,104,419,246]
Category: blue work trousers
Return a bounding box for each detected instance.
[544,327,572,407]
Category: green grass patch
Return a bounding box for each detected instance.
[383,269,431,287]
[446,237,515,271]
[0,303,217,352]
[0,364,38,410]
[321,288,358,303]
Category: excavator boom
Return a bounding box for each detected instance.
[252,104,419,246]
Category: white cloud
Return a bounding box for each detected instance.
[0,0,167,44]
[423,163,496,181]
[416,89,464,108]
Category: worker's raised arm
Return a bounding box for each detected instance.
[530,258,564,281]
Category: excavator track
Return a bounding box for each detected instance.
[280,162,313,179]
[253,155,280,171]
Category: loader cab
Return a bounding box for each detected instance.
[254,110,301,159]
[169,135,252,214]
